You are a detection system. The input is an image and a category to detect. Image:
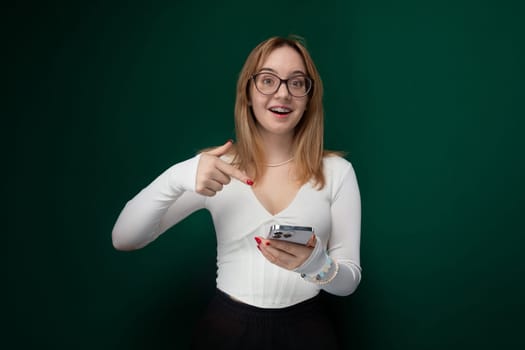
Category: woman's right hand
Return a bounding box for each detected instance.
[195,140,253,196]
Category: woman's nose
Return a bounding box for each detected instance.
[274,81,291,99]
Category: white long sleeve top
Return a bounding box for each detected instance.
[112,154,362,308]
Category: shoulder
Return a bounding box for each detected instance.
[322,154,354,173]
[322,155,358,193]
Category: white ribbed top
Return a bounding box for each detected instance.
[112,154,361,308]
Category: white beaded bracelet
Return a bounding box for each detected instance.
[300,255,339,285]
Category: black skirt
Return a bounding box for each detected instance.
[190,289,340,350]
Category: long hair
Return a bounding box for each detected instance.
[232,36,334,189]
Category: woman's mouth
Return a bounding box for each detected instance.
[269,106,292,117]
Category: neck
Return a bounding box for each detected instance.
[258,130,294,164]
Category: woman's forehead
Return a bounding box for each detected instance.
[257,46,307,75]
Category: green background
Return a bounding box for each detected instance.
[6,0,524,349]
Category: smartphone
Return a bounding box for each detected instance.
[267,225,314,245]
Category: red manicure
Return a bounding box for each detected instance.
[246,180,254,186]
[254,237,262,245]
[265,242,270,246]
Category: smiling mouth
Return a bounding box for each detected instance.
[269,106,292,115]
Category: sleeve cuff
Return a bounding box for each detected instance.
[294,237,327,276]
[167,154,201,193]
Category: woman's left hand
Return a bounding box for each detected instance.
[255,235,316,270]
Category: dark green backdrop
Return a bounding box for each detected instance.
[6,0,524,349]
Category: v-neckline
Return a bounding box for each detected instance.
[248,183,307,217]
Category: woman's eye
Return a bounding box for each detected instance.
[290,79,305,88]
[262,77,276,86]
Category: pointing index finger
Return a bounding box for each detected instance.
[216,160,253,186]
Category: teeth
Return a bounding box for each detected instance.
[270,107,291,113]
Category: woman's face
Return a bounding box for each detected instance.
[249,46,309,138]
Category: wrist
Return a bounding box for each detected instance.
[294,238,339,284]
[168,154,202,192]
[300,255,339,285]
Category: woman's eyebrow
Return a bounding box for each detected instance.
[259,67,307,75]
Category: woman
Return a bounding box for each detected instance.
[112,36,361,349]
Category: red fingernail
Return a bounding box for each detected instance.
[265,242,270,246]
[254,237,261,244]
[246,179,254,186]
[257,245,261,251]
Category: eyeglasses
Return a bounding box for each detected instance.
[251,72,313,97]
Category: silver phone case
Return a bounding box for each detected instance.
[267,225,313,245]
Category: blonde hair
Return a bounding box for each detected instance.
[231,36,337,189]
